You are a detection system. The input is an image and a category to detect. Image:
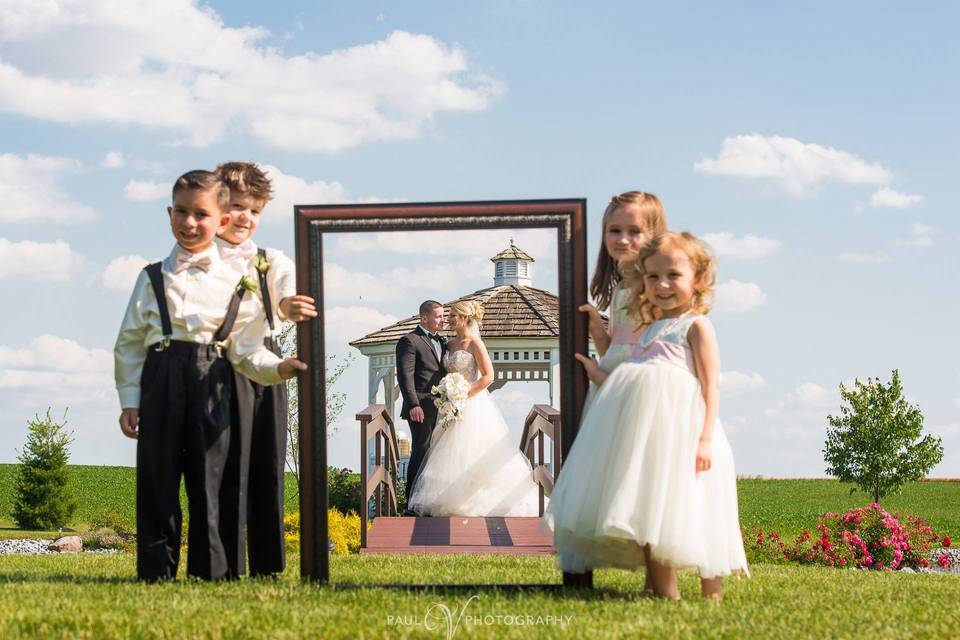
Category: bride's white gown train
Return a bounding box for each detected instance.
[406,349,542,517]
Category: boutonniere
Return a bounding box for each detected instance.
[236,274,258,294]
[252,253,271,275]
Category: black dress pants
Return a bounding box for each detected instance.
[405,402,438,495]
[136,341,233,582]
[222,371,288,577]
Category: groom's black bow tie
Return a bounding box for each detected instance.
[428,333,443,341]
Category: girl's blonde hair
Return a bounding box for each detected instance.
[450,300,485,325]
[590,191,667,311]
[625,232,716,324]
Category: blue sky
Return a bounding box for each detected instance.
[0,1,956,477]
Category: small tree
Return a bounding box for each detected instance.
[276,322,355,492]
[823,370,943,502]
[12,408,78,530]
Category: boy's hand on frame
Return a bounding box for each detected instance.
[279,295,317,322]
[119,408,139,439]
[278,357,308,380]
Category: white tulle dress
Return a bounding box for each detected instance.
[543,312,749,578]
[406,349,542,517]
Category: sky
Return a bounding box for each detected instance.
[0,1,957,478]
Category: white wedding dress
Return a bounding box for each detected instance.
[406,348,542,517]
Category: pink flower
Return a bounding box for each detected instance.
[937,553,952,569]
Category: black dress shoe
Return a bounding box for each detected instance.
[403,509,416,517]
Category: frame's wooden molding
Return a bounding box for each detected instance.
[294,199,590,586]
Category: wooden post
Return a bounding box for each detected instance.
[359,414,369,550]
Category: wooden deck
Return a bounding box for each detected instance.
[361,516,555,555]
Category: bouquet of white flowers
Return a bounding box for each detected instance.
[431,372,470,429]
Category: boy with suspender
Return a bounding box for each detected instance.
[114,170,306,581]
[214,162,317,578]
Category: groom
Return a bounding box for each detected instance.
[396,300,446,516]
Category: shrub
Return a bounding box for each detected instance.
[284,510,367,554]
[11,409,78,530]
[329,467,362,515]
[746,504,944,570]
[81,528,129,552]
[823,370,944,502]
[87,508,135,537]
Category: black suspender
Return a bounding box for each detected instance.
[144,261,246,353]
[213,287,247,344]
[145,263,172,350]
[256,248,275,332]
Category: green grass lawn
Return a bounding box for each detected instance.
[0,553,958,639]
[1,466,958,638]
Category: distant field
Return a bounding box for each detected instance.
[0,465,300,534]
[0,465,957,539]
[737,478,960,539]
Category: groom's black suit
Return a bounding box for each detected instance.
[396,326,446,500]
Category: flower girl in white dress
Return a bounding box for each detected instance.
[406,300,541,517]
[544,232,748,600]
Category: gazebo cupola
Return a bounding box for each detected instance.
[492,238,534,287]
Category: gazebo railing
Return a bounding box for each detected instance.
[520,404,561,516]
[357,404,399,549]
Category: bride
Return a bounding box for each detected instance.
[406,300,542,517]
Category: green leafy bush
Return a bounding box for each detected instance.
[284,509,367,554]
[328,466,361,515]
[824,370,944,502]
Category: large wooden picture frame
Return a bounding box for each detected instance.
[294,199,590,585]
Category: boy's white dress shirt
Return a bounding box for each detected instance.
[214,237,297,337]
[114,243,283,409]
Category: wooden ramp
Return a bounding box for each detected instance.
[361,516,554,555]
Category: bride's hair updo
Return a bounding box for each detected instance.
[451,300,485,326]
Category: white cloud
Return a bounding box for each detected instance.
[713,280,766,314]
[0,238,85,282]
[0,3,501,152]
[123,179,168,202]
[101,255,148,292]
[931,423,960,438]
[898,223,937,247]
[838,251,891,263]
[324,262,461,304]
[0,335,112,373]
[720,371,765,397]
[763,381,840,425]
[101,151,125,168]
[0,335,115,409]
[701,232,780,260]
[870,187,924,209]
[0,153,97,223]
[694,134,892,196]
[791,382,836,407]
[326,306,398,342]
[261,165,351,222]
[336,228,556,259]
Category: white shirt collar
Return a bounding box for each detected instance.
[214,236,259,252]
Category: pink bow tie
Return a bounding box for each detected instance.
[174,252,213,273]
[220,241,257,263]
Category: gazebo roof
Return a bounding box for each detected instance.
[490,242,534,262]
[349,284,559,348]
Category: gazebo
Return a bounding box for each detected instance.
[349,240,561,421]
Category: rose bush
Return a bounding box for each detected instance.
[746,503,944,570]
